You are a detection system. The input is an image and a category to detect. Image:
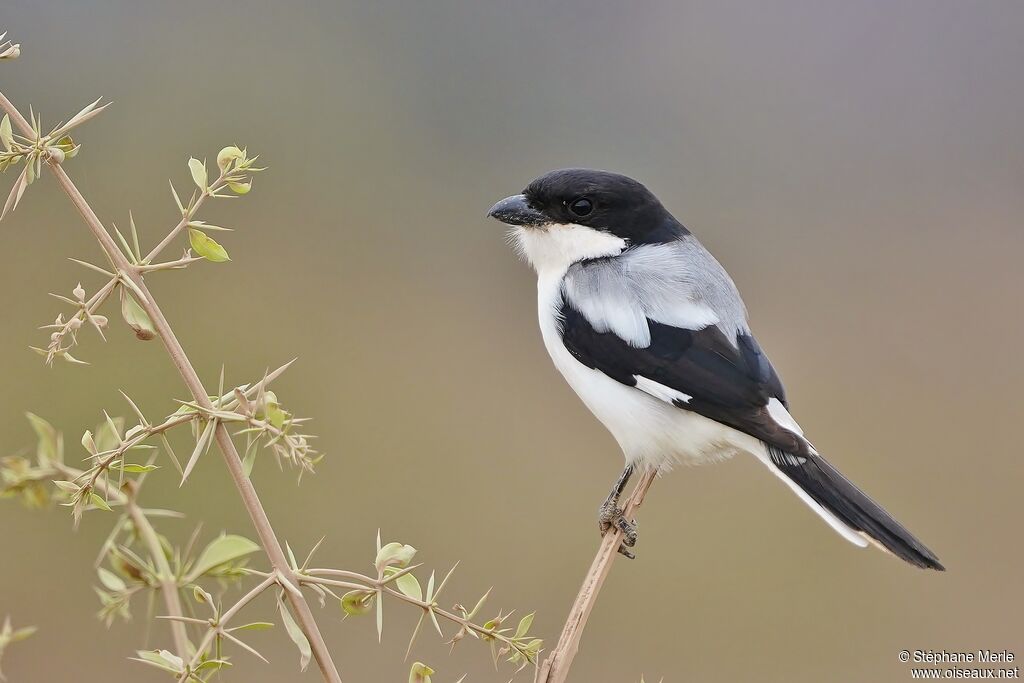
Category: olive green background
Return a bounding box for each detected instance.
[1,1,1022,682]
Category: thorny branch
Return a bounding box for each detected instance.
[0,63,542,681]
[0,88,344,683]
[167,574,279,682]
[1,422,191,660]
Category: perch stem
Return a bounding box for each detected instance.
[535,468,658,683]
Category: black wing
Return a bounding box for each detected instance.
[558,298,810,456]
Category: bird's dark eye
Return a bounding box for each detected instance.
[568,197,593,217]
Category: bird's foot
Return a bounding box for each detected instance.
[597,500,639,559]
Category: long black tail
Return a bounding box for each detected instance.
[766,446,944,570]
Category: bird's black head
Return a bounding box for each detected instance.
[487,168,686,244]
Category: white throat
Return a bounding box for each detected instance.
[511,223,627,277]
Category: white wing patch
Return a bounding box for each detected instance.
[633,375,692,404]
[766,397,818,455]
[767,397,803,436]
[564,270,651,347]
[646,297,720,330]
[561,237,750,352]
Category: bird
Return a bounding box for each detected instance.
[486,168,943,570]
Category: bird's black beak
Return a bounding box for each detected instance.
[486,194,548,227]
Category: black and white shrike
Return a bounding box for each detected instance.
[487,168,943,570]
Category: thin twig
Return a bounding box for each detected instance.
[176,573,278,682]
[123,480,190,658]
[50,461,189,659]
[0,90,343,683]
[142,173,227,264]
[535,469,658,683]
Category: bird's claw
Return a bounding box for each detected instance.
[597,499,619,534]
[617,515,638,547]
[598,501,639,559]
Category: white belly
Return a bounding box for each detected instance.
[537,275,764,470]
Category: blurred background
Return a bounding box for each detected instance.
[1,1,1022,681]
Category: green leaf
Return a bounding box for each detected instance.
[89,493,112,512]
[95,416,124,452]
[117,463,158,473]
[515,612,535,638]
[188,157,208,191]
[232,622,274,631]
[80,430,96,455]
[278,597,312,672]
[188,228,230,262]
[258,390,288,429]
[395,572,422,602]
[340,590,375,616]
[119,288,157,341]
[25,413,58,464]
[52,480,79,494]
[409,662,435,683]
[227,180,251,194]
[285,542,298,570]
[187,534,259,580]
[266,404,286,430]
[241,442,257,478]
[195,659,232,673]
[0,114,12,152]
[97,567,126,592]
[131,649,184,674]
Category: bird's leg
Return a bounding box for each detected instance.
[597,464,633,533]
[597,464,639,559]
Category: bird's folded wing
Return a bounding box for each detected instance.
[559,243,808,456]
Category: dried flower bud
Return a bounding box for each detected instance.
[91,315,108,328]
[120,288,157,341]
[47,147,66,164]
[73,283,86,301]
[113,555,145,582]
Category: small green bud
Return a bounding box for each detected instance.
[375,542,417,572]
[340,590,375,616]
[217,145,244,172]
[409,662,434,683]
